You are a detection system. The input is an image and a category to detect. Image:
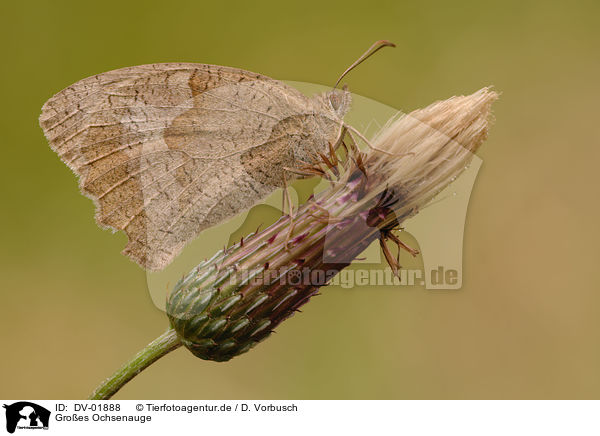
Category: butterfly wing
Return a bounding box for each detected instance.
[39,63,331,270]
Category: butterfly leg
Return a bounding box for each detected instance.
[281,174,297,250]
[344,123,415,158]
[344,128,361,156]
[281,174,290,217]
[331,123,347,153]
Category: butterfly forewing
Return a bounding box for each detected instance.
[40,63,341,270]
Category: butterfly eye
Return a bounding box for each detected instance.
[328,91,340,111]
[327,89,350,118]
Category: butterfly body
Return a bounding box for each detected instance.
[40,63,350,270]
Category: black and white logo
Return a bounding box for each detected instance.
[3,402,50,433]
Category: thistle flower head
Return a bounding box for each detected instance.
[340,87,498,225]
[367,87,497,215]
[166,88,498,362]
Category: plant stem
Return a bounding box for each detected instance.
[88,328,181,400]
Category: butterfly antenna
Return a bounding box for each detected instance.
[333,40,396,90]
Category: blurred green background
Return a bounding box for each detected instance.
[1,0,599,399]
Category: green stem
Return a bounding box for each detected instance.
[88,328,182,400]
